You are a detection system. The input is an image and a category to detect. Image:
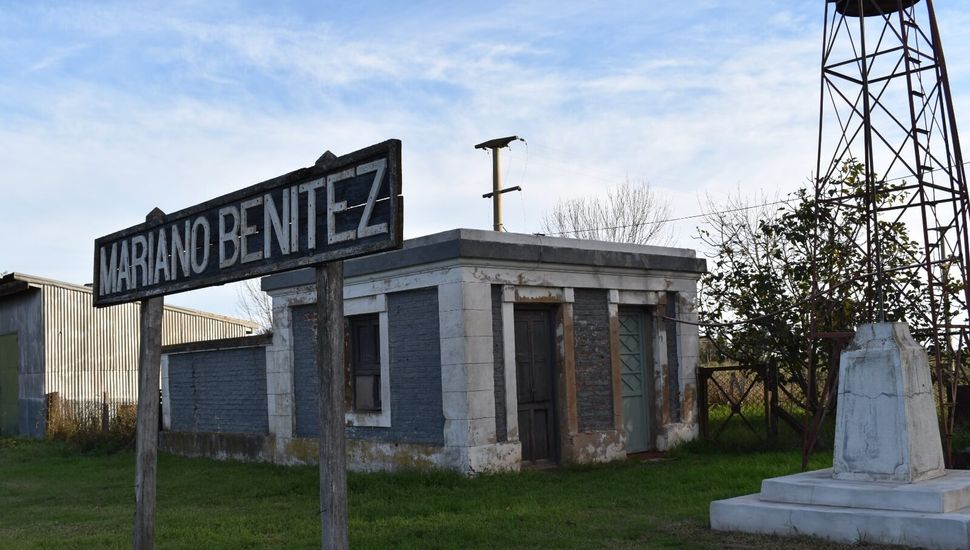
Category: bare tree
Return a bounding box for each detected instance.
[235,279,273,334]
[540,180,674,245]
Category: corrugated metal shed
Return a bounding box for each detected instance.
[0,273,256,427]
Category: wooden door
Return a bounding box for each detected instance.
[619,311,652,452]
[515,309,557,463]
[0,334,18,436]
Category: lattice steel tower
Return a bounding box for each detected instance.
[813,0,970,453]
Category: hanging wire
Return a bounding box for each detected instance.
[519,139,530,231]
[542,159,970,237]
[664,257,957,328]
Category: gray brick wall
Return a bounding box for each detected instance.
[573,288,614,431]
[292,304,320,438]
[491,285,506,442]
[292,287,444,445]
[665,292,681,421]
[167,347,268,434]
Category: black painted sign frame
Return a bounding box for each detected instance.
[93,139,402,307]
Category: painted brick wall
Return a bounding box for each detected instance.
[573,288,614,431]
[291,304,320,438]
[292,287,444,445]
[665,292,681,421]
[167,347,269,434]
[491,285,507,442]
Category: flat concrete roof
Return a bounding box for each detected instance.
[262,228,706,292]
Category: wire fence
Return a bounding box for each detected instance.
[698,363,776,442]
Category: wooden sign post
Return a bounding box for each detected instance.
[134,208,166,550]
[92,141,402,549]
[133,294,162,550]
[316,261,348,550]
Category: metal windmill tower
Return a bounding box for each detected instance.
[812,0,970,456]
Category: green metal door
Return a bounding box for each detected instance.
[619,312,651,452]
[0,334,18,436]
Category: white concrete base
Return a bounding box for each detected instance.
[711,469,970,549]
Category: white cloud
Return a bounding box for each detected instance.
[3,1,969,317]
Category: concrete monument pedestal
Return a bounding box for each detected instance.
[710,323,970,549]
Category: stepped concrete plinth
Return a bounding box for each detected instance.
[710,323,970,549]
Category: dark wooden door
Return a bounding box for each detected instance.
[0,334,18,436]
[515,309,557,463]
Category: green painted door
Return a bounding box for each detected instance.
[619,312,651,452]
[0,334,18,436]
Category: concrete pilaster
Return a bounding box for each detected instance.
[265,291,301,442]
[437,277,523,473]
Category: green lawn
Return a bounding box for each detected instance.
[0,437,898,549]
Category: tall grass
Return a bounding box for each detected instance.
[45,394,137,453]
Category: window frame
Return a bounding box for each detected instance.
[344,294,391,427]
[348,313,382,413]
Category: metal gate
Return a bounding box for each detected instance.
[697,363,778,442]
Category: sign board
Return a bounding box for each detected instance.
[93,139,402,307]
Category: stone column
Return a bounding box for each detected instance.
[265,290,302,461]
[833,322,945,482]
[438,280,498,472]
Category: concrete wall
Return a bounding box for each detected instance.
[0,290,45,437]
[291,288,444,444]
[166,346,269,434]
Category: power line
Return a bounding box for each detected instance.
[541,159,970,238]
[664,257,956,329]
[544,198,793,237]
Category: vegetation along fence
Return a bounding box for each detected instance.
[697,363,779,442]
[45,392,140,445]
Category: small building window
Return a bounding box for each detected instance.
[348,314,381,412]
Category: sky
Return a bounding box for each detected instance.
[3,1,970,318]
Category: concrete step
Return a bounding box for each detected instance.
[760,468,970,513]
[711,493,970,549]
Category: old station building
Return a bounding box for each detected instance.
[159,229,705,473]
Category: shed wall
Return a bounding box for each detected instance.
[42,284,253,404]
[0,290,45,436]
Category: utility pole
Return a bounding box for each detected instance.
[475,136,523,231]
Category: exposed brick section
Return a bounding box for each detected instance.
[292,287,444,445]
[167,347,269,434]
[491,285,506,442]
[665,292,681,421]
[573,288,614,431]
[291,304,320,438]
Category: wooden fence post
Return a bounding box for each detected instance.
[767,361,779,438]
[102,391,110,435]
[316,261,348,550]
[45,392,60,438]
[697,368,709,440]
[133,295,163,549]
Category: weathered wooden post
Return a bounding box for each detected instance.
[134,208,165,550]
[102,391,110,435]
[134,295,162,549]
[316,261,348,550]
